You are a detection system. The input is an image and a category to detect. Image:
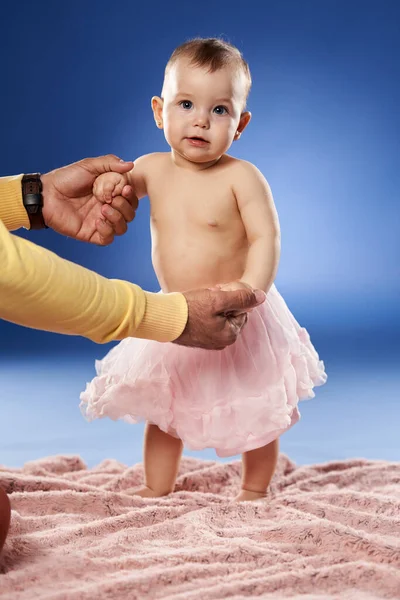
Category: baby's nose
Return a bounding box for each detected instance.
[193,111,210,128]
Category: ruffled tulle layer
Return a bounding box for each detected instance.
[80,285,327,457]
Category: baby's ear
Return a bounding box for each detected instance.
[151,96,164,129]
[234,111,252,140]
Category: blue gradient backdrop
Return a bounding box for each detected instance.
[1,1,399,468]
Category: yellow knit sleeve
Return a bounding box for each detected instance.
[0,176,188,343]
[0,175,30,230]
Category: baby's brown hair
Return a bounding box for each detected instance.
[163,38,252,103]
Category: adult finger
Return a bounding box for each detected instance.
[102,195,136,223]
[121,185,139,211]
[227,313,248,336]
[100,205,128,236]
[80,155,134,177]
[94,218,115,246]
[214,288,266,315]
[215,316,245,348]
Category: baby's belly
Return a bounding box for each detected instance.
[152,236,248,293]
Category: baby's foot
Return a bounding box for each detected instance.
[234,489,267,502]
[131,486,170,498]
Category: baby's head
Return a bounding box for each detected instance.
[152,38,252,165]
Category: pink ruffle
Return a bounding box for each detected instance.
[80,285,327,457]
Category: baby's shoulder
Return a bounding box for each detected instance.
[223,156,273,201]
[128,153,169,199]
[224,156,266,181]
[133,152,169,173]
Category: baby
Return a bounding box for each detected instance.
[80,38,327,502]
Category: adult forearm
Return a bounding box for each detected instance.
[0,221,187,343]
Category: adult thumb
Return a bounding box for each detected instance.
[111,157,135,173]
[82,155,134,176]
[216,288,266,314]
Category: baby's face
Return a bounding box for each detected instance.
[159,59,248,164]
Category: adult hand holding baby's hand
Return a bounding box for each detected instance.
[175,287,266,350]
[92,170,138,240]
[93,172,133,206]
[41,155,137,245]
[210,281,255,318]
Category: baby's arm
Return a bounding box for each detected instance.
[232,161,281,293]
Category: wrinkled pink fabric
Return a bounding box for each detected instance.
[1,453,399,599]
[80,285,327,456]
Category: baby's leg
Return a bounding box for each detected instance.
[133,423,183,498]
[235,438,279,502]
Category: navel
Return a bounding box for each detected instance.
[207,219,218,227]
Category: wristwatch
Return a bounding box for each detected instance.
[22,173,48,230]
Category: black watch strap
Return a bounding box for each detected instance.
[22,173,48,230]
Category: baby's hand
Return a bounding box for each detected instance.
[93,172,132,205]
[215,280,254,292]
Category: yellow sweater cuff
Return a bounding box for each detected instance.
[0,175,30,231]
[135,291,188,342]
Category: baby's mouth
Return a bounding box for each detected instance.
[187,136,209,144]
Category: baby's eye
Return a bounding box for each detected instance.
[214,105,228,115]
[179,100,193,110]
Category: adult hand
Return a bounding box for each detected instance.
[174,287,266,350]
[41,155,137,245]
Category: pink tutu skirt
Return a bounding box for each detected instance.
[80,285,327,457]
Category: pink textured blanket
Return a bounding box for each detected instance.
[0,454,399,599]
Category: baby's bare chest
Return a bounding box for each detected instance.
[147,175,241,232]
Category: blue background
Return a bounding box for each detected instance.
[0,0,399,469]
